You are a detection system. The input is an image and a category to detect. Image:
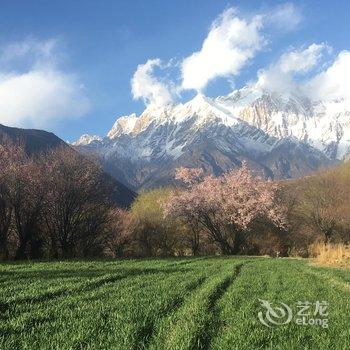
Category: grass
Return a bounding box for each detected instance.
[310,243,350,267]
[0,257,349,349]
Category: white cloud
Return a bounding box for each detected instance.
[256,43,328,93]
[266,3,302,32]
[131,58,174,106]
[131,4,305,102]
[0,39,90,128]
[278,43,327,73]
[254,44,350,111]
[0,38,57,64]
[0,70,90,128]
[303,51,350,102]
[181,8,264,91]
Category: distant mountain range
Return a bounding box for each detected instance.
[0,124,136,207]
[73,85,348,190]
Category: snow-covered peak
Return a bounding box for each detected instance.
[104,92,249,141]
[74,84,350,162]
[181,93,218,116]
[186,93,214,107]
[171,93,239,127]
[72,134,103,146]
[218,85,264,104]
[108,105,177,139]
[217,86,312,115]
[108,113,138,139]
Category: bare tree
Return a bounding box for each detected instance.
[0,143,18,259]
[299,175,342,243]
[0,142,46,260]
[42,146,112,258]
[101,208,133,257]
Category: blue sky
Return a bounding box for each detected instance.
[0,0,349,141]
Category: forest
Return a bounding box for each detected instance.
[1,140,349,261]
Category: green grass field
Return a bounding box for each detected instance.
[0,257,349,349]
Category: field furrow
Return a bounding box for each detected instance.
[0,258,349,350]
[148,261,245,350]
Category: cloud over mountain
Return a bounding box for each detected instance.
[256,43,329,93]
[304,51,350,104]
[131,3,306,106]
[131,58,174,107]
[254,42,350,111]
[180,8,264,92]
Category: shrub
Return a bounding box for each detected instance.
[310,242,350,267]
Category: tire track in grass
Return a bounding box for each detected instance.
[10,267,190,303]
[303,268,350,292]
[132,276,207,350]
[191,263,244,350]
[1,268,201,344]
[148,261,245,350]
[210,259,350,350]
[0,273,125,314]
[0,260,181,294]
[57,270,209,350]
[0,259,206,300]
[210,260,274,350]
[0,267,191,324]
[163,257,209,269]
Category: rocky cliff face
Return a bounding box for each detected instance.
[74,86,346,190]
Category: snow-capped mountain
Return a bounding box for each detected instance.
[73,134,103,146]
[74,86,348,190]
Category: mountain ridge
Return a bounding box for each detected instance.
[74,85,344,190]
[0,124,136,207]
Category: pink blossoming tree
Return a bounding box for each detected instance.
[164,163,287,255]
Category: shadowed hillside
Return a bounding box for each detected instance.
[0,124,136,208]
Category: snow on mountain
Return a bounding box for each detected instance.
[73,134,103,146]
[216,86,350,159]
[108,113,138,138]
[74,86,346,190]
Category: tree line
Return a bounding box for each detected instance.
[0,142,113,260]
[1,140,349,260]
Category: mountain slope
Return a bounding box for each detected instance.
[0,123,66,154]
[74,86,343,190]
[0,124,136,207]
